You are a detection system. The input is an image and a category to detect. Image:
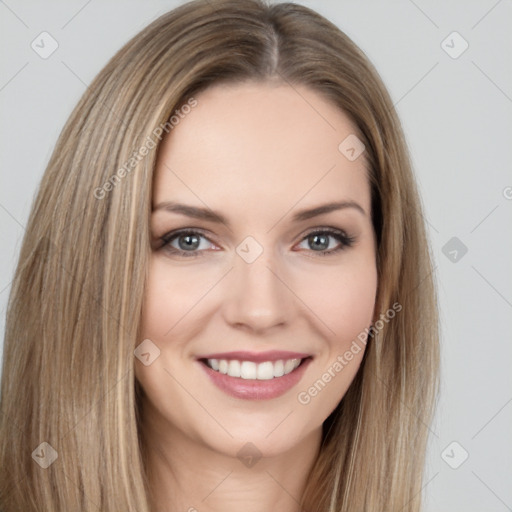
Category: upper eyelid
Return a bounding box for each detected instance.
[161,227,211,240]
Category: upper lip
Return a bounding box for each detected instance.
[197,350,311,363]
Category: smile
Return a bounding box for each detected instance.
[197,351,312,400]
[205,357,302,380]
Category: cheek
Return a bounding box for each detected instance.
[293,254,378,344]
[135,260,210,431]
[291,253,376,410]
[292,265,376,423]
[139,258,215,340]
[135,260,204,392]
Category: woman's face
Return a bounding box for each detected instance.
[136,81,378,458]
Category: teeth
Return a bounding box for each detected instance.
[218,359,228,374]
[241,361,257,379]
[257,361,274,380]
[273,360,284,377]
[284,359,297,374]
[206,357,302,379]
[228,360,241,377]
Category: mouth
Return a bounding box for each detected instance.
[201,357,307,380]
[196,351,313,400]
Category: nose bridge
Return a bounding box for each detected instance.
[222,241,292,332]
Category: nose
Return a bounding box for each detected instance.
[222,250,293,334]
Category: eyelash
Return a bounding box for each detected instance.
[158,227,356,258]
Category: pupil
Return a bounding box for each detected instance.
[309,234,329,251]
[179,234,199,251]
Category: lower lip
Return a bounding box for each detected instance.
[198,358,312,400]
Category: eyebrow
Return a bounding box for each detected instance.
[152,200,366,227]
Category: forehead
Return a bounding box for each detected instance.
[153,81,370,219]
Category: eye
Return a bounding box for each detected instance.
[295,228,355,256]
[159,229,217,258]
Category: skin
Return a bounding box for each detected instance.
[135,81,378,512]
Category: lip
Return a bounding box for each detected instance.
[197,355,313,400]
[196,350,311,363]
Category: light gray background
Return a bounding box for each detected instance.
[1,1,511,510]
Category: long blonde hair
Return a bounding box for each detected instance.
[0,0,439,510]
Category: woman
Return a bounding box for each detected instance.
[0,0,439,510]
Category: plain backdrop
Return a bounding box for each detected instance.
[1,1,511,510]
